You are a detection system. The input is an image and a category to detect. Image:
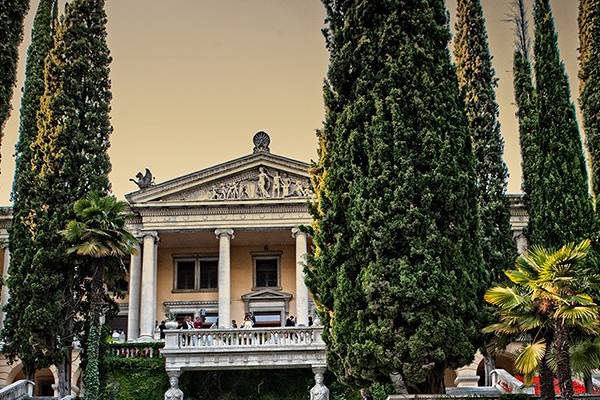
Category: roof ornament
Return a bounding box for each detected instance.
[253,131,271,153]
[130,168,155,189]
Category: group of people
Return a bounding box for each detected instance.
[156,312,319,339]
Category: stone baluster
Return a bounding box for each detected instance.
[215,229,234,328]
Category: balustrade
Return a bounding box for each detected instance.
[164,326,324,350]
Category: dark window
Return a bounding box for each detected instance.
[110,315,128,335]
[255,258,278,287]
[253,311,281,327]
[176,260,196,290]
[200,259,218,289]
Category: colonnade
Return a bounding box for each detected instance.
[127,227,309,340]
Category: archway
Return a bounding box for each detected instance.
[476,352,517,385]
[5,362,57,396]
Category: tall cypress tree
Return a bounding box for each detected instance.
[512,0,538,210]
[531,2,593,398]
[26,0,112,394]
[531,0,592,248]
[453,0,514,294]
[0,0,30,165]
[579,0,600,199]
[510,2,558,398]
[1,0,58,379]
[307,0,485,393]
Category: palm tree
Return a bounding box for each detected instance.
[61,192,137,400]
[484,240,600,400]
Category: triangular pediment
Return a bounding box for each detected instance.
[126,144,311,204]
[241,288,292,301]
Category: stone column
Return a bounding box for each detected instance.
[0,246,10,328]
[127,241,142,341]
[292,227,309,326]
[139,232,159,340]
[215,229,234,328]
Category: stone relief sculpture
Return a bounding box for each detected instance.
[203,167,311,201]
[164,375,184,400]
[130,168,155,189]
[257,167,271,198]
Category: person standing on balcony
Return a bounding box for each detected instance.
[193,316,202,329]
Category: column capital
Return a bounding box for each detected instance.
[141,231,159,242]
[215,229,234,239]
[291,227,307,238]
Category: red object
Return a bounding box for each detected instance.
[514,375,598,394]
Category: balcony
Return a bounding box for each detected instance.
[161,326,327,372]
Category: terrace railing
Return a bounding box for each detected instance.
[163,326,324,351]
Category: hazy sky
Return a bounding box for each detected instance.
[0,0,581,204]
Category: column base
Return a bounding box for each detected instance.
[137,334,157,342]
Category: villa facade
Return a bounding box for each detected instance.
[0,132,529,395]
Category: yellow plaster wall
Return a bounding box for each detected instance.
[154,243,298,323]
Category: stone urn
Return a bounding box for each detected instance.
[389,371,408,395]
[165,320,178,329]
[165,312,178,329]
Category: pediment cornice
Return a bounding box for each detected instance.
[126,151,311,205]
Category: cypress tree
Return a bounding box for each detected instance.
[453,0,515,385]
[453,0,514,298]
[26,0,113,394]
[307,0,485,393]
[510,2,558,398]
[1,0,58,379]
[531,0,592,248]
[511,0,538,210]
[579,0,600,198]
[0,0,30,165]
[530,1,593,398]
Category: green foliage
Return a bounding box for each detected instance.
[307,0,485,394]
[101,356,168,400]
[511,0,538,224]
[579,0,600,199]
[0,0,29,156]
[529,0,593,248]
[62,193,137,400]
[485,240,599,399]
[85,317,101,400]
[454,0,514,283]
[6,0,114,393]
[453,0,515,368]
[2,0,56,377]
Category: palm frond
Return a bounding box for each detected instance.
[514,340,547,375]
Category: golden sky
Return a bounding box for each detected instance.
[0,0,581,204]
